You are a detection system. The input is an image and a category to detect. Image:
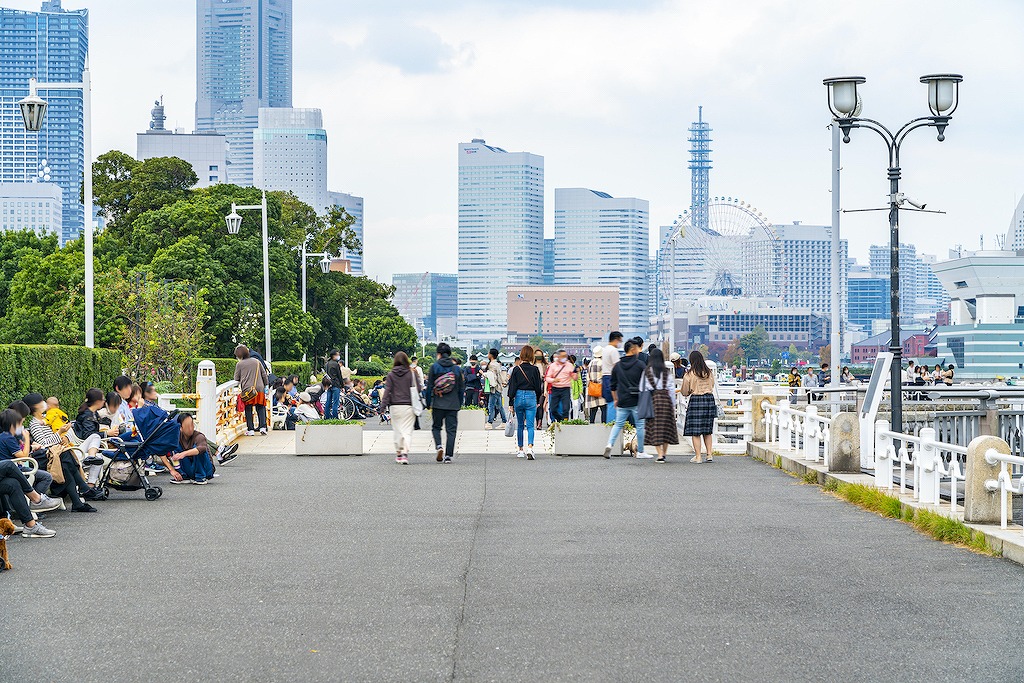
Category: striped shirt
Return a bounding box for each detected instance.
[29,418,63,448]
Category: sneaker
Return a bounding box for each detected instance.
[22,522,56,538]
[635,452,654,459]
[219,444,240,464]
[29,495,62,512]
[656,456,666,463]
[81,455,104,467]
[258,428,267,436]
[399,455,409,465]
[436,446,444,462]
[526,447,535,461]
[602,445,612,459]
[395,454,404,464]
[82,488,104,501]
[193,478,208,485]
[71,503,98,513]
[485,423,493,431]
[147,463,168,474]
[245,430,255,437]
[517,449,526,458]
[442,457,453,464]
[169,477,192,485]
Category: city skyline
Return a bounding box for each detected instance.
[1,0,1021,281]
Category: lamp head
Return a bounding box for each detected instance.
[318,254,332,274]
[920,73,962,116]
[823,76,866,119]
[225,207,242,235]
[18,93,47,132]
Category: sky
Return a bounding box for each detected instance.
[9,0,1024,282]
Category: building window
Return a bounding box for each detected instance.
[953,281,968,289]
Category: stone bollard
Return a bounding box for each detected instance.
[964,435,1011,524]
[196,360,218,444]
[828,412,860,473]
[752,394,777,442]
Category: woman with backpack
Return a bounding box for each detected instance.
[639,349,678,463]
[507,345,543,460]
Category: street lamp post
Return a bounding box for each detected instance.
[822,73,962,438]
[19,65,94,347]
[300,244,334,362]
[226,190,273,364]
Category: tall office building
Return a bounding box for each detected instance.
[195,0,292,187]
[1007,194,1024,251]
[457,139,544,342]
[328,191,364,276]
[869,242,947,320]
[393,272,459,340]
[847,269,888,330]
[137,98,226,188]
[0,0,88,243]
[553,188,650,337]
[744,223,848,320]
[543,238,555,285]
[253,107,327,211]
[0,182,62,235]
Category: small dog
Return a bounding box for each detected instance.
[0,518,16,570]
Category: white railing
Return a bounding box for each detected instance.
[874,421,967,514]
[157,393,198,414]
[716,385,755,454]
[983,448,1024,534]
[761,401,831,465]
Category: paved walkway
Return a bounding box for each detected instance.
[4,447,1023,682]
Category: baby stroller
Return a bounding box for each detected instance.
[94,407,180,501]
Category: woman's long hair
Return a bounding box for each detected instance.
[646,348,668,379]
[79,387,104,414]
[688,350,711,379]
[519,345,535,364]
[393,351,410,368]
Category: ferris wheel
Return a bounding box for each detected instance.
[661,196,778,308]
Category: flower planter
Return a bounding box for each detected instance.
[458,409,487,430]
[295,424,363,456]
[552,424,622,456]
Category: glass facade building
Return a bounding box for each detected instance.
[847,274,888,330]
[196,0,292,187]
[328,191,364,276]
[253,107,327,212]
[0,1,88,244]
[393,272,458,340]
[457,139,543,342]
[553,188,649,337]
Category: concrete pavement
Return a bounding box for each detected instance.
[3,448,1023,682]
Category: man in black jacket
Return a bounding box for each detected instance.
[324,350,344,419]
[603,339,649,459]
[426,343,465,463]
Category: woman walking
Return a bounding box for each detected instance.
[234,344,269,435]
[680,350,717,463]
[507,345,543,460]
[585,346,608,423]
[381,351,423,464]
[640,349,678,463]
[533,349,549,429]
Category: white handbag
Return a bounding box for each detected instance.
[410,375,424,417]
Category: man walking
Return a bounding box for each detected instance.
[603,339,649,458]
[545,349,577,423]
[602,331,624,422]
[426,342,464,463]
[484,348,507,429]
[324,350,344,419]
[464,355,483,407]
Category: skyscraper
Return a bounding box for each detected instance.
[393,272,459,340]
[137,98,226,188]
[457,139,544,343]
[553,188,650,337]
[869,242,948,321]
[195,0,292,187]
[0,0,88,243]
[253,108,327,212]
[328,191,364,276]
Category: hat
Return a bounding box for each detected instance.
[669,352,680,362]
[592,345,603,358]
[298,391,312,403]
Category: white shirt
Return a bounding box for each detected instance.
[602,344,622,374]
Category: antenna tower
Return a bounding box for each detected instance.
[688,106,713,232]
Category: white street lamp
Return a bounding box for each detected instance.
[19,66,94,347]
[225,191,272,363]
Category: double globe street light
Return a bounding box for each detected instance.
[822,73,962,438]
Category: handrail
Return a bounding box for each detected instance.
[761,401,831,465]
[983,448,1024,533]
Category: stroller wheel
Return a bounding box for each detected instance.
[145,487,161,501]
[100,487,110,500]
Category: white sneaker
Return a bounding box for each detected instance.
[485,423,493,430]
[635,452,654,459]
[516,450,526,458]
[22,522,56,538]
[245,430,255,437]
[259,428,267,436]
[525,447,535,460]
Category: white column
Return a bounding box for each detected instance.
[917,427,940,505]
[196,360,218,441]
[261,191,272,363]
[83,65,94,348]
[804,405,819,461]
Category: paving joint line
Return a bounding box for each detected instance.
[449,456,487,682]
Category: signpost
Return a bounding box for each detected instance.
[859,352,894,468]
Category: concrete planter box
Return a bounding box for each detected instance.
[295,424,363,456]
[552,424,622,456]
[459,409,487,430]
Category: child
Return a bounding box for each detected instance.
[71,388,119,485]
[44,397,69,433]
[164,414,215,486]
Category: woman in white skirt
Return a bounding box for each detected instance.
[381,351,423,465]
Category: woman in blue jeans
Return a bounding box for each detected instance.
[507,345,544,460]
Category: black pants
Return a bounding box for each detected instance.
[431,408,459,459]
[49,451,87,508]
[0,460,33,523]
[464,388,481,407]
[549,386,571,422]
[589,405,608,424]
[245,403,267,431]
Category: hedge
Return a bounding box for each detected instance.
[353,360,388,377]
[186,358,311,388]
[0,345,125,412]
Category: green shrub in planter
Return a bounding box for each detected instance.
[0,344,124,411]
[308,419,364,426]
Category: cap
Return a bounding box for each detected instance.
[669,352,681,362]
[298,391,312,403]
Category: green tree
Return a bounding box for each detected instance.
[350,305,417,360]
[0,229,59,319]
[89,150,140,224]
[738,325,775,365]
[528,336,559,355]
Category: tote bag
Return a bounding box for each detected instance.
[410,376,424,417]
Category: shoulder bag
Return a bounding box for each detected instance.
[410,373,424,416]
[636,368,655,421]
